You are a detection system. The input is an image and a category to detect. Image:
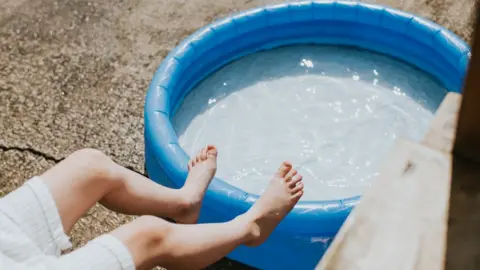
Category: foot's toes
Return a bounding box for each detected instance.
[291,181,304,195]
[284,168,297,182]
[289,175,303,188]
[188,160,194,171]
[291,190,304,200]
[199,147,208,161]
[206,145,218,160]
[276,161,292,177]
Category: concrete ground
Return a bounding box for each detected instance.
[0,0,476,269]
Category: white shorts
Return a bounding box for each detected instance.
[0,177,135,270]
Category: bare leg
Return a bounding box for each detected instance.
[112,162,304,269]
[41,146,218,233]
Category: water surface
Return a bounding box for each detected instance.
[173,45,447,200]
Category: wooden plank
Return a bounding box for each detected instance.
[423,92,461,153]
[316,139,451,270]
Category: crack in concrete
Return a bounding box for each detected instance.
[0,144,147,177]
[0,144,63,163]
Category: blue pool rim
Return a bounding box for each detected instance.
[144,1,470,269]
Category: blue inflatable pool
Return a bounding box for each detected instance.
[144,1,469,269]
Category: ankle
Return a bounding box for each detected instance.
[233,214,261,245]
[169,189,203,224]
[177,187,202,208]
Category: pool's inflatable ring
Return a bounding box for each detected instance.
[144,1,469,269]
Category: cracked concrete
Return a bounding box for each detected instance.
[0,0,476,269]
[0,144,62,163]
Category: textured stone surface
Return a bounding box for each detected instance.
[0,0,476,269]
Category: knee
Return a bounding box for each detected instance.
[71,148,113,168]
[112,216,173,268]
[73,148,109,160]
[131,216,173,244]
[69,148,117,181]
[135,216,172,231]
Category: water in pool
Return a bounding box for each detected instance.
[173,45,447,201]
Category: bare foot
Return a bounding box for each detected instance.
[241,161,304,246]
[175,145,218,224]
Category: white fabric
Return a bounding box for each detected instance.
[0,177,135,270]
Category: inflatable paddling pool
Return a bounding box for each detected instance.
[144,1,469,269]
